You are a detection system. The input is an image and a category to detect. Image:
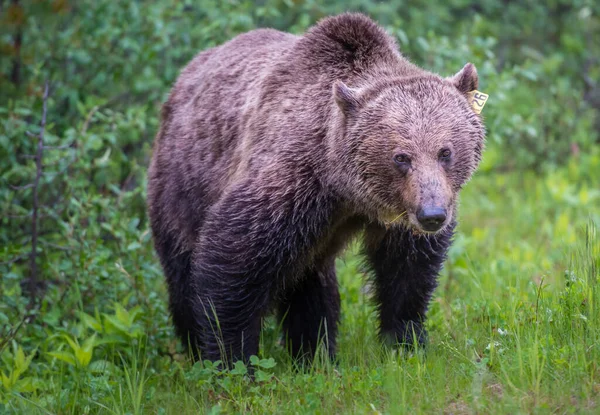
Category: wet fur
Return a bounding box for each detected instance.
[147,13,485,364]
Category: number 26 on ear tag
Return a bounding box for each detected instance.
[467,90,489,114]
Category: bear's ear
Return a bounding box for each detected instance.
[333,80,362,115]
[447,63,478,95]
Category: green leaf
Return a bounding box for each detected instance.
[14,376,39,393]
[13,345,36,379]
[257,358,276,369]
[230,360,247,376]
[94,334,129,346]
[14,346,26,373]
[62,335,81,354]
[249,355,259,366]
[96,148,112,165]
[254,369,273,383]
[114,303,130,325]
[1,371,12,389]
[126,241,142,251]
[77,311,103,332]
[88,359,121,375]
[47,351,77,367]
[75,334,97,367]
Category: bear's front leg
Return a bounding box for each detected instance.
[363,222,455,347]
[190,250,270,364]
[278,256,340,364]
[190,178,335,365]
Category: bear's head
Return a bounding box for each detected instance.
[332,63,485,233]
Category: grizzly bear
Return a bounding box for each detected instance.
[147,13,485,365]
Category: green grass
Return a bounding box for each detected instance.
[2,148,599,414]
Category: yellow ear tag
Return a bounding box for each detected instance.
[467,90,489,114]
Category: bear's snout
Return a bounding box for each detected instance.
[416,206,447,232]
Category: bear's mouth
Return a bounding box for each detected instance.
[408,208,452,234]
[380,209,450,234]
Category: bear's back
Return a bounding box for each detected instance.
[148,28,298,252]
[148,15,417,253]
[160,28,298,153]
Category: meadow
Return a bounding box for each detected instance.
[1,1,599,413]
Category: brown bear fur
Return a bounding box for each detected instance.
[147,13,485,365]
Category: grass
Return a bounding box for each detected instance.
[3,148,600,414]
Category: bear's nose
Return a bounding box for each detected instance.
[416,207,447,231]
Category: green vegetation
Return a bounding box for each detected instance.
[1,1,599,413]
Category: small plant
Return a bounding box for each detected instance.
[0,343,39,395]
[47,334,97,369]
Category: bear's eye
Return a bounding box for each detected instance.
[393,153,411,165]
[438,148,452,162]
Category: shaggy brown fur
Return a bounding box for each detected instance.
[147,13,485,365]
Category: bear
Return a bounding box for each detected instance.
[147,13,485,366]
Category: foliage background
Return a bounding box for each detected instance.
[1,0,599,413]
